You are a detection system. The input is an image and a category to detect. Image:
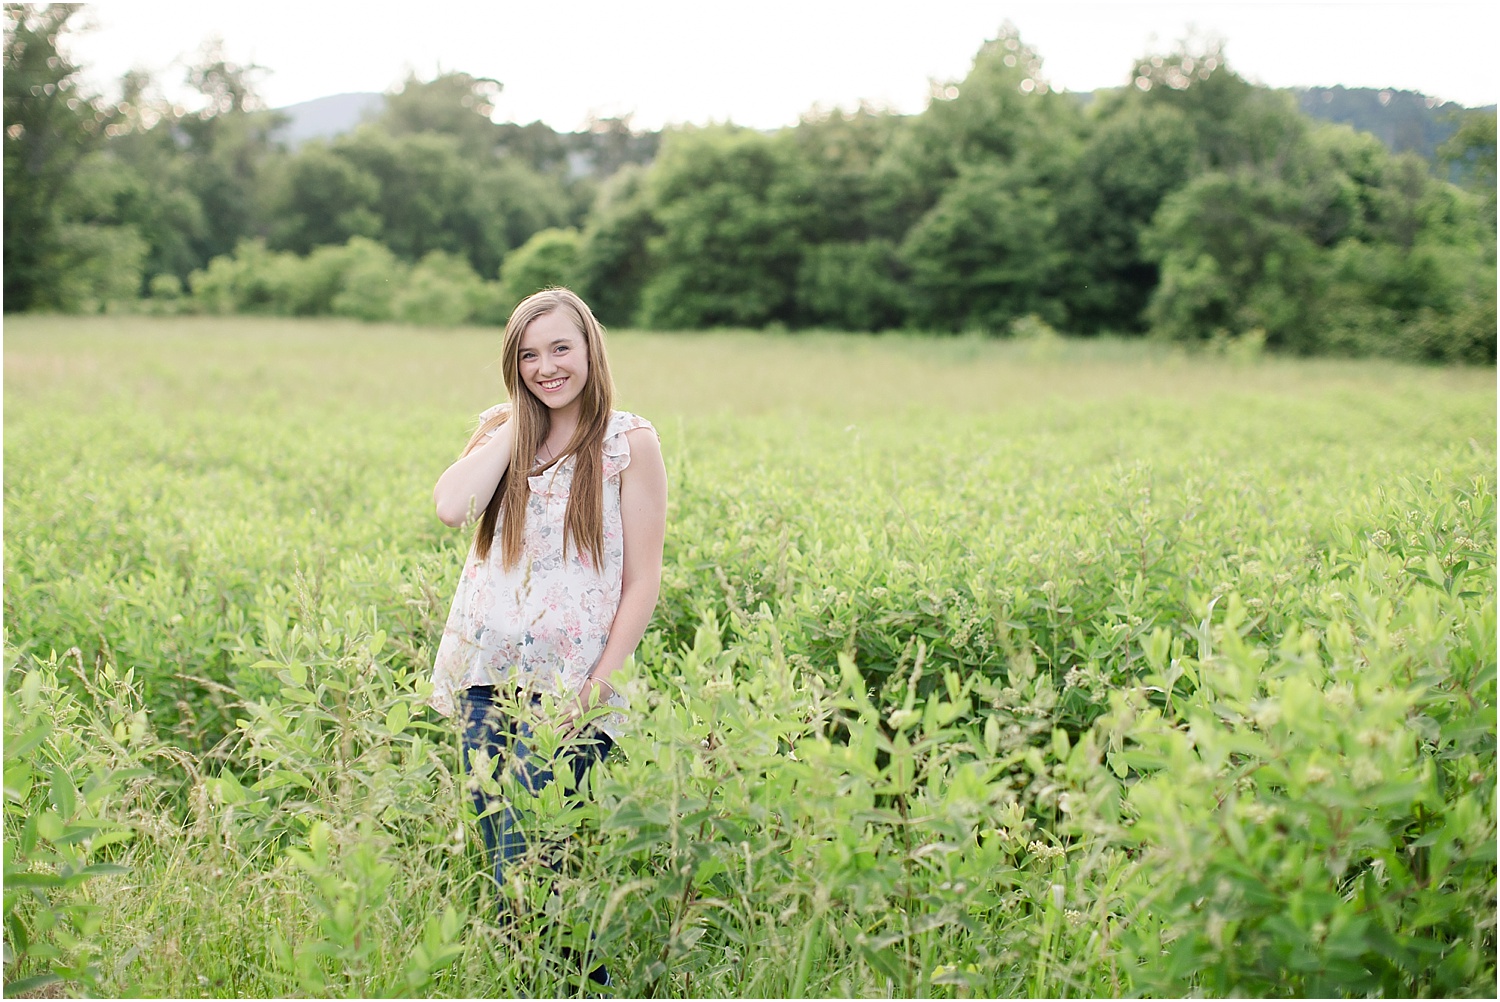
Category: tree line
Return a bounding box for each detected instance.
[5,4,1496,361]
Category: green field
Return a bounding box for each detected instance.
[4,316,1496,998]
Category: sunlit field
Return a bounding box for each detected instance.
[4,316,1495,998]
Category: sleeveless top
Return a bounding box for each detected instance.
[428,405,654,737]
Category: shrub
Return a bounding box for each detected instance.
[328,238,407,322]
[394,250,488,327]
[188,239,304,316]
[4,324,1492,996]
[38,223,150,314]
[496,228,582,312]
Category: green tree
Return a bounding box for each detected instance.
[1144,104,1497,361]
[864,23,1081,333]
[1438,108,1497,223]
[574,165,658,327]
[796,239,907,331]
[3,3,120,310]
[333,128,484,266]
[638,127,803,329]
[494,119,571,175]
[366,69,577,274]
[94,154,207,284]
[1051,101,1196,333]
[472,157,574,271]
[785,104,907,245]
[169,41,286,266]
[1132,41,1307,172]
[878,22,1082,230]
[782,106,912,328]
[90,70,209,283]
[568,114,661,180]
[66,48,284,291]
[264,126,568,280]
[1143,170,1326,351]
[1313,138,1496,363]
[268,142,382,254]
[1319,235,1496,363]
[901,163,1065,333]
[379,71,501,158]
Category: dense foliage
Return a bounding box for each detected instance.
[4,8,1495,361]
[4,318,1495,997]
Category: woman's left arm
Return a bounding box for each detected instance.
[576,426,668,713]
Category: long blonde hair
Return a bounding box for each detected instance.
[464,288,616,567]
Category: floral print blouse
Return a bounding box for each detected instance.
[428,405,654,737]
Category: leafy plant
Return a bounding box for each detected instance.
[3,318,1493,996]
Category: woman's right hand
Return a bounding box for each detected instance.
[433,412,515,527]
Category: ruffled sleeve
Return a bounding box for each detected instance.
[477,402,511,440]
[603,411,656,481]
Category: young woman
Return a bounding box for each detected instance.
[429,287,667,983]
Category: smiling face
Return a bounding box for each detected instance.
[517,309,590,417]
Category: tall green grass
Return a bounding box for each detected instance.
[4,317,1495,997]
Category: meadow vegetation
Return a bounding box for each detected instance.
[3,316,1496,997]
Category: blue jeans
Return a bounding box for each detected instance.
[458,685,614,904]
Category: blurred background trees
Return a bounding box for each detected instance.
[4,3,133,311]
[3,7,1493,362]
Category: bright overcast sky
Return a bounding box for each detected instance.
[66,1,1498,131]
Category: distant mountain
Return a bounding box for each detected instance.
[1293,86,1492,165]
[273,92,384,147]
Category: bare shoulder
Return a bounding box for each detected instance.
[621,426,667,494]
[625,424,662,457]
